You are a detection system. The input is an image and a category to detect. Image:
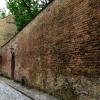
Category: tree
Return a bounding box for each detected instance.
[0,9,6,19]
[39,0,53,8]
[6,0,52,31]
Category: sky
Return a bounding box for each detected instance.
[0,0,9,14]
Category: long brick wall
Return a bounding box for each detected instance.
[1,0,100,99]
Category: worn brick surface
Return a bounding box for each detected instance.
[0,0,100,99]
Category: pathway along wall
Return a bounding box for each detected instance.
[1,0,100,99]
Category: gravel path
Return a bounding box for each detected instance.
[0,81,31,100]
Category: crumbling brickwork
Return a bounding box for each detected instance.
[1,0,100,99]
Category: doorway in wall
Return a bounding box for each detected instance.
[11,51,15,80]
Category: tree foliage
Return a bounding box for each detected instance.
[6,0,52,31]
[0,9,6,19]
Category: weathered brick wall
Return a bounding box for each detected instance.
[1,0,100,99]
[0,15,17,46]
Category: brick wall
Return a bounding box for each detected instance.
[0,15,17,46]
[1,0,100,99]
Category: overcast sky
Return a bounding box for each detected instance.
[0,0,9,14]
